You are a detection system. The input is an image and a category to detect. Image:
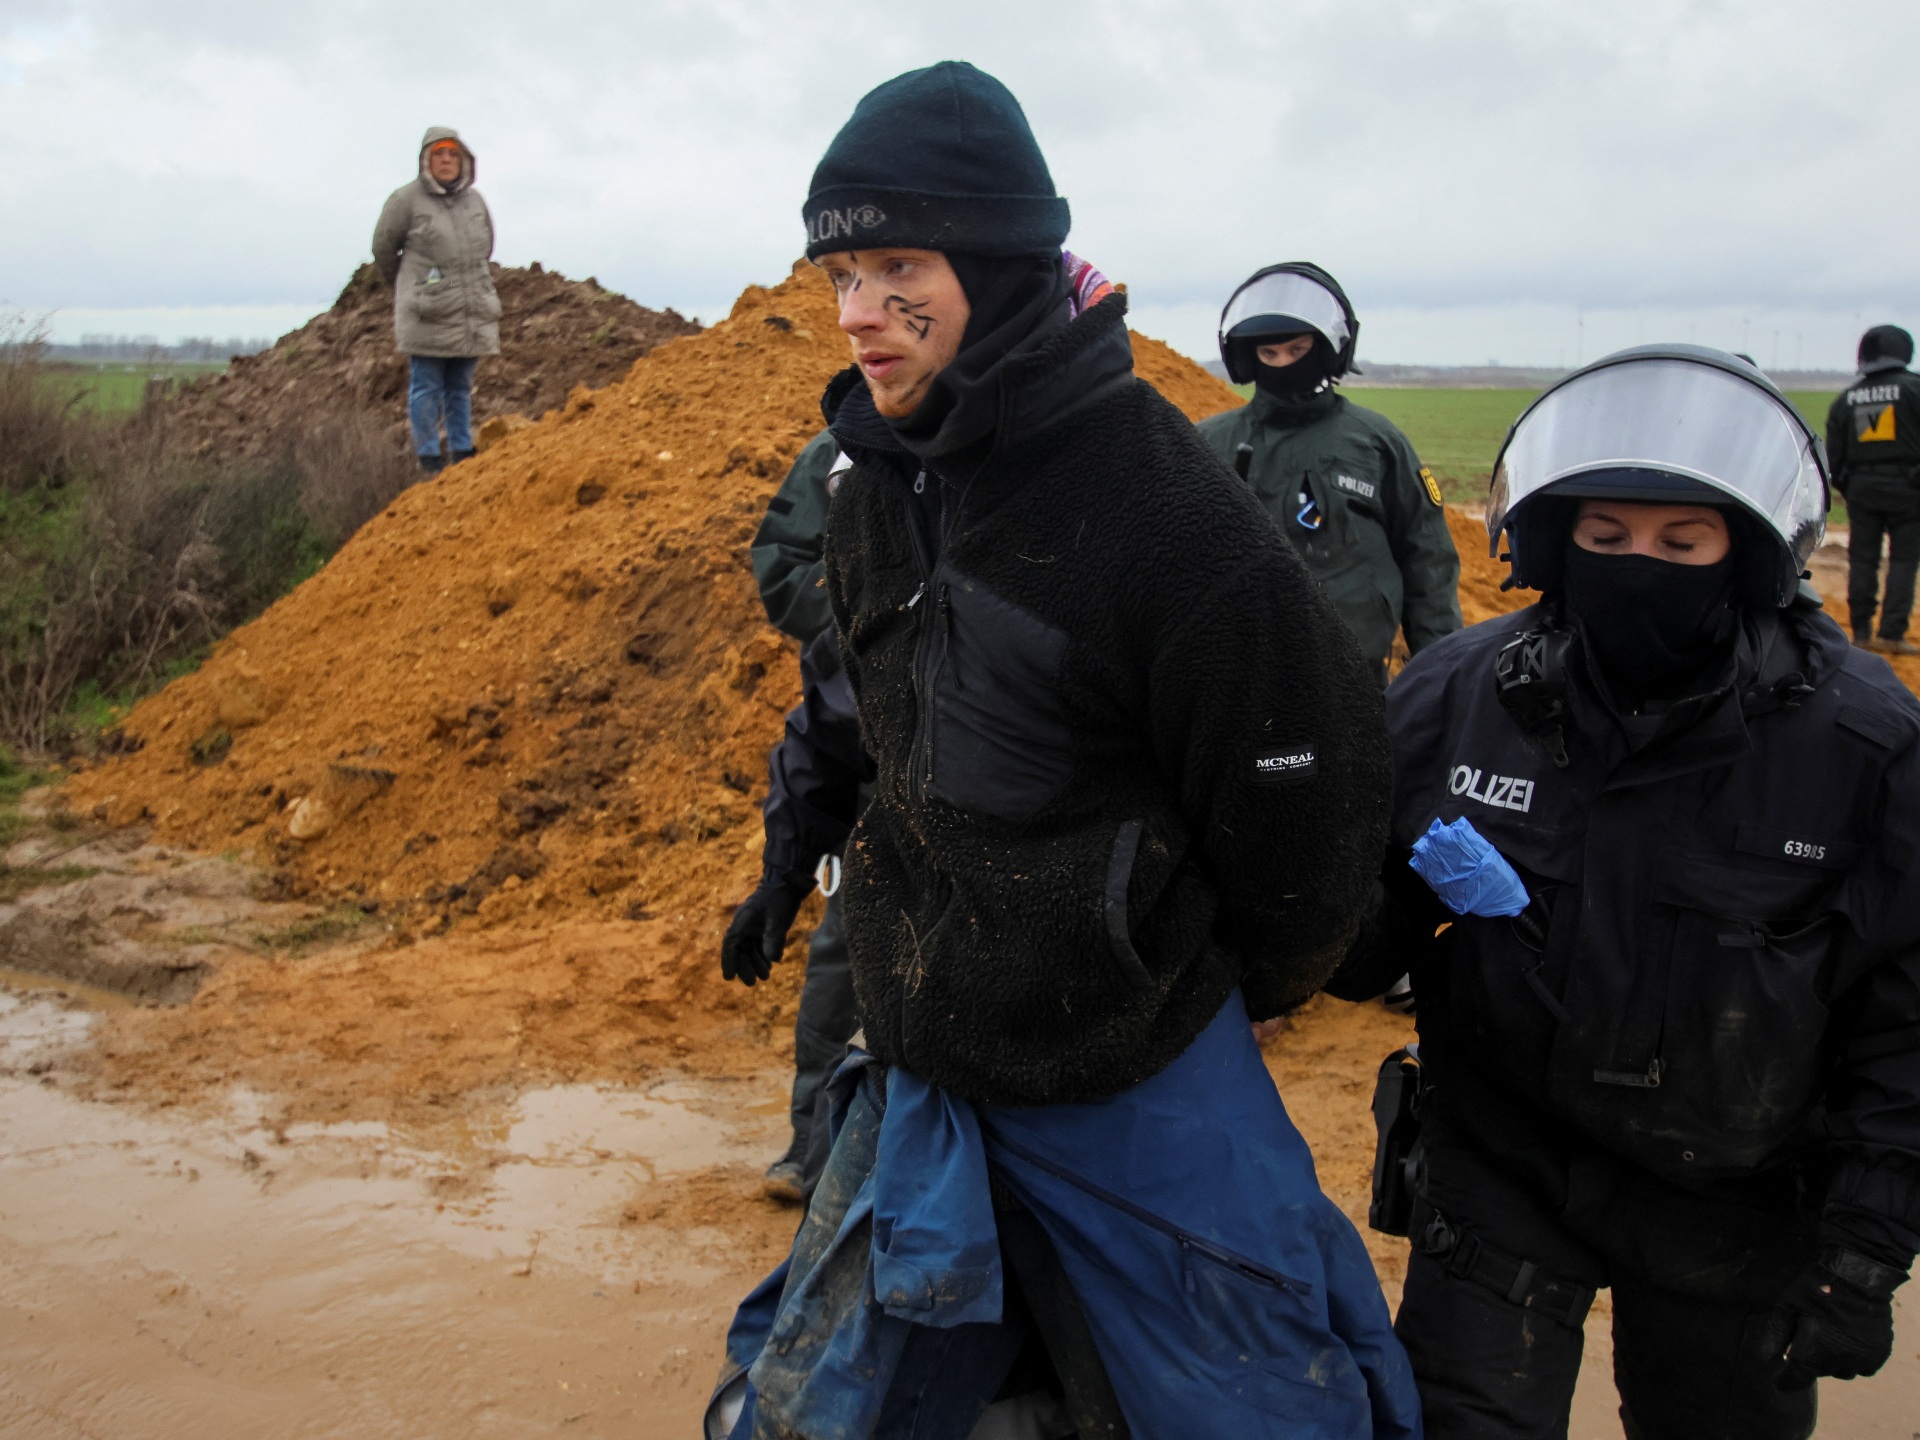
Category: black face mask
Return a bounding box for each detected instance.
[885,252,1070,460]
[826,253,1068,465]
[1251,336,1333,400]
[1561,542,1739,705]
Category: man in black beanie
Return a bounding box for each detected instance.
[707,62,1419,1440]
[1828,324,1920,654]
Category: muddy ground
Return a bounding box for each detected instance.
[4,978,1913,1439]
[1,546,1917,1436]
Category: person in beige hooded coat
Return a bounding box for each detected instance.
[372,126,501,472]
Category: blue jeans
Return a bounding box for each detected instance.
[407,355,477,457]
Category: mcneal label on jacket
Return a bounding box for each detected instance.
[1252,744,1318,784]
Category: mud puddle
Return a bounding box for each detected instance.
[0,819,360,1005]
[2,981,1912,1437]
[0,988,794,1438]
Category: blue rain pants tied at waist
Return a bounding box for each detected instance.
[707,992,1423,1439]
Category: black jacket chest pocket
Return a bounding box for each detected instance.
[1659,848,1847,929]
[1732,821,1861,876]
[1648,852,1847,1165]
[927,571,1074,824]
[1324,467,1386,524]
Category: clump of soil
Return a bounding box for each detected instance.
[150,262,700,463]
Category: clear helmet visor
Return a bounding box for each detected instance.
[1488,353,1828,579]
[1219,270,1351,350]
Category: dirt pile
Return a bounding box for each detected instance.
[67,266,1252,949]
[151,263,700,463]
[52,263,1257,1122]
[1128,329,1242,424]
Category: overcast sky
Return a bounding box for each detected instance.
[3,0,1915,368]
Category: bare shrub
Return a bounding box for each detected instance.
[288,411,419,551]
[0,329,421,756]
[1,430,227,754]
[0,313,93,497]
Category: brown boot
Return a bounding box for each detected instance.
[1870,636,1920,657]
[761,1136,806,1205]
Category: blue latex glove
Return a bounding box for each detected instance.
[1409,816,1529,918]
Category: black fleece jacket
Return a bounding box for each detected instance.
[770,293,1390,1107]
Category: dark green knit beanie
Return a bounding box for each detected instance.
[804,61,1070,260]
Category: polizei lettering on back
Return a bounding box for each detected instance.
[1847,383,1901,405]
[806,204,889,247]
[1448,764,1535,813]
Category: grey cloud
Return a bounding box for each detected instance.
[4,0,1914,365]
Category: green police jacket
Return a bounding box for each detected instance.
[1197,388,1461,665]
[751,428,841,643]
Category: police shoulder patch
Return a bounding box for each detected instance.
[1420,467,1444,507]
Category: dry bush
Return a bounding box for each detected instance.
[0,316,91,497]
[0,332,420,756]
[287,410,419,551]
[2,430,235,754]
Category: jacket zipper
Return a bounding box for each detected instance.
[896,468,965,1071]
[989,1133,1315,1297]
[902,469,959,802]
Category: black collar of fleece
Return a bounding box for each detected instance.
[825,291,1135,474]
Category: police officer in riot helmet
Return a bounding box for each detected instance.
[1198,263,1460,684]
[1828,324,1920,655]
[1333,346,1920,1438]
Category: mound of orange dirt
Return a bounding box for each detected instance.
[1130,330,1242,423]
[66,266,1255,949]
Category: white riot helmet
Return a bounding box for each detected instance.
[1217,262,1360,385]
[1488,345,1828,608]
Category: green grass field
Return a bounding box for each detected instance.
[38,361,225,415]
[1231,384,1843,517]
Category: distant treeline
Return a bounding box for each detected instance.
[50,336,273,363]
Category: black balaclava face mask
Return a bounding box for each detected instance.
[1250,333,1333,400]
[884,252,1069,460]
[1560,540,1740,706]
[827,252,1067,464]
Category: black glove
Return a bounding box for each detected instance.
[719,871,811,987]
[1759,1247,1908,1390]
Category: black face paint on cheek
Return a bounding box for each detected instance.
[884,294,934,340]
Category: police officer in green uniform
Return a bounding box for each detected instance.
[744,427,860,1202]
[751,429,840,642]
[1198,263,1461,683]
[1828,324,1920,656]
